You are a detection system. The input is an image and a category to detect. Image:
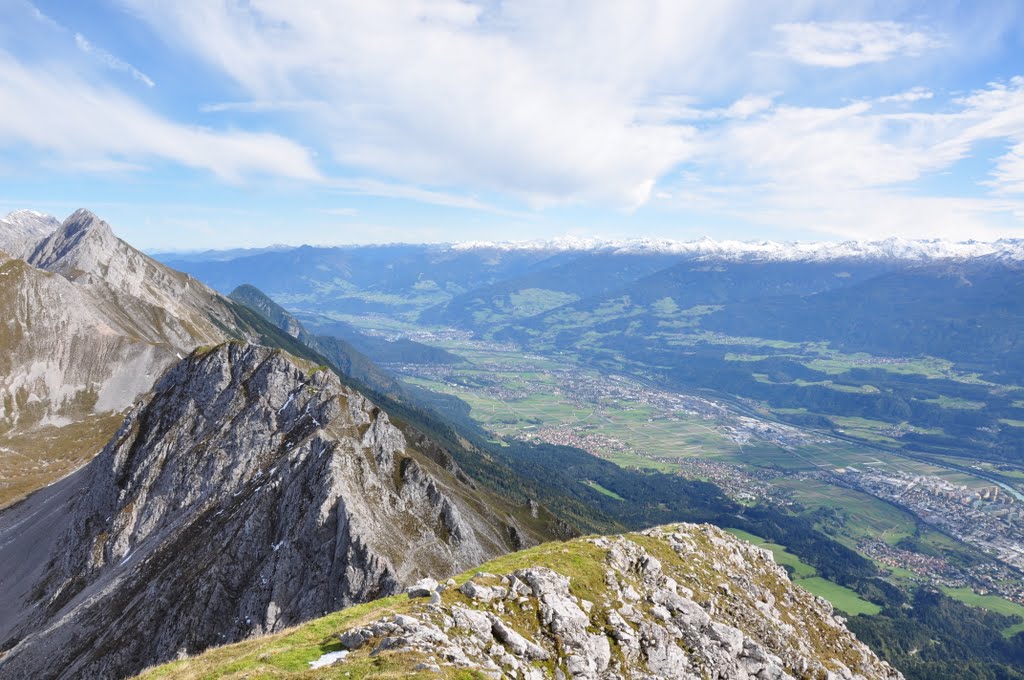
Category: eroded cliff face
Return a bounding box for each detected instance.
[0,210,294,506]
[0,257,175,428]
[0,343,539,680]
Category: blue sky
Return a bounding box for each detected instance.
[1,1,1023,249]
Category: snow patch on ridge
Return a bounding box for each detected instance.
[451,235,1022,262]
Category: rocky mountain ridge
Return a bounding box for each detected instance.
[0,209,321,506]
[0,342,544,680]
[0,209,59,258]
[137,523,903,680]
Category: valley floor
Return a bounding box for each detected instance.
[320,315,1024,627]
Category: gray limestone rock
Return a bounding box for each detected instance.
[407,577,441,598]
[327,525,902,680]
[0,343,540,680]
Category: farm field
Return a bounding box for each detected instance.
[388,339,1023,618]
[725,528,880,615]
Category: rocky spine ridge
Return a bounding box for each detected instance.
[0,342,536,680]
[0,209,301,453]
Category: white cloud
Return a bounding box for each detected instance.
[724,95,775,119]
[876,87,934,104]
[120,0,755,207]
[990,143,1024,194]
[74,33,155,88]
[13,0,1023,239]
[774,21,945,68]
[658,76,1024,239]
[710,78,1024,194]
[0,50,320,182]
[746,187,1023,241]
[200,100,324,113]
[320,207,359,217]
[328,177,522,215]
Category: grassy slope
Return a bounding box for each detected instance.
[135,525,871,680]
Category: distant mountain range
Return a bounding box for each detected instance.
[148,229,1024,264]
[146,218,1024,469]
[449,234,1024,262]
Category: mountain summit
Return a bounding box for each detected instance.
[26,208,118,279]
[0,209,330,506]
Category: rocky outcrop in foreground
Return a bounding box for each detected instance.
[0,343,543,680]
[138,524,903,680]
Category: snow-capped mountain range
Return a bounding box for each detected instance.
[452,234,1024,262]
[6,209,1023,262]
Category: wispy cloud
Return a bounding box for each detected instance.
[711,78,1024,191]
[328,177,522,216]
[11,0,1024,242]
[990,143,1024,194]
[73,33,155,88]
[0,49,320,182]
[876,87,934,104]
[671,76,1024,238]
[200,100,323,113]
[27,3,156,88]
[121,0,745,208]
[774,21,945,68]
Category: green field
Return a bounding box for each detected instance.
[581,480,625,500]
[925,395,986,410]
[393,340,1002,611]
[725,528,880,615]
[725,529,817,578]
[402,363,742,467]
[797,578,882,616]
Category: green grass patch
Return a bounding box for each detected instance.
[581,480,625,501]
[924,395,986,410]
[796,577,881,616]
[724,529,817,579]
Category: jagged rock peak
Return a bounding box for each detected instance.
[27,207,120,277]
[0,341,536,680]
[60,207,114,239]
[2,208,60,228]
